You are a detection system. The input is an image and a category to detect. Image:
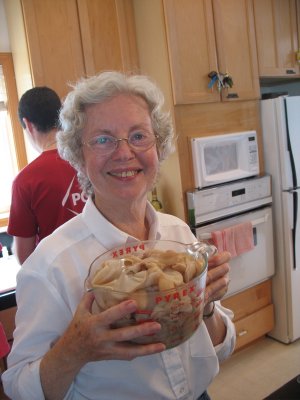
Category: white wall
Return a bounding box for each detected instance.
[133,0,185,219]
[0,0,11,51]
[2,0,37,162]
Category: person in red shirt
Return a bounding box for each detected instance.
[8,87,86,264]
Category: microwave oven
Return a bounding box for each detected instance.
[190,131,259,189]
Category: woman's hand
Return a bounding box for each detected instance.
[201,251,231,346]
[63,292,165,364]
[204,251,231,306]
[40,293,165,400]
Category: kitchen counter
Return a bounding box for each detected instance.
[0,253,20,311]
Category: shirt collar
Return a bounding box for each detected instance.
[82,197,161,248]
[146,202,161,240]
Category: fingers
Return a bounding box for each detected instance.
[94,299,137,326]
[91,299,163,341]
[84,300,166,361]
[206,262,230,285]
[205,277,229,303]
[205,250,231,303]
[208,251,231,269]
[205,262,230,303]
[109,320,162,343]
[65,297,165,363]
[78,291,95,313]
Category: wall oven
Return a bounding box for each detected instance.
[187,175,274,297]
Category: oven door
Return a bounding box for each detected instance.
[195,206,275,297]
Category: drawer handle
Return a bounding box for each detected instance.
[237,330,248,337]
[286,69,296,74]
[226,93,239,99]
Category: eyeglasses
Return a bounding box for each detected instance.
[82,131,158,155]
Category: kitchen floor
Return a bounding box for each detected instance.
[208,336,300,399]
[1,336,299,399]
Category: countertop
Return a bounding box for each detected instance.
[0,252,20,310]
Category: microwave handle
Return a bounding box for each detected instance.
[198,214,269,240]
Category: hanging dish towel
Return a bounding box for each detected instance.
[211,230,225,252]
[212,221,254,257]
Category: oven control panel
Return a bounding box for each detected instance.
[187,175,272,226]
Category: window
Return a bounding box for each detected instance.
[0,53,27,228]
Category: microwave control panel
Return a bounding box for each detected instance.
[187,175,272,226]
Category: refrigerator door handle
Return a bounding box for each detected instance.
[286,123,298,188]
[290,190,298,270]
[285,97,300,188]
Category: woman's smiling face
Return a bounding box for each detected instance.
[81,94,159,209]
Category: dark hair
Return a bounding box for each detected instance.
[18,87,61,132]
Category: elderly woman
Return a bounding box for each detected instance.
[3,72,235,400]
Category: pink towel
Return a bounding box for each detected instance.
[211,221,254,257]
[222,226,237,257]
[211,230,224,252]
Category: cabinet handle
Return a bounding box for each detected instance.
[286,69,296,74]
[237,330,248,337]
[226,93,239,99]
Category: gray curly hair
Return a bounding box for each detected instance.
[57,71,174,196]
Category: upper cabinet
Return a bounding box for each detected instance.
[163,0,260,105]
[21,0,85,97]
[253,0,300,77]
[77,0,139,76]
[21,0,139,98]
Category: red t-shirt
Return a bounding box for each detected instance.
[8,149,86,242]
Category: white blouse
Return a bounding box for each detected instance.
[3,198,235,400]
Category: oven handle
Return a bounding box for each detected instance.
[197,213,269,240]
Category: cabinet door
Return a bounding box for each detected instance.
[213,0,260,101]
[253,0,300,77]
[163,0,220,104]
[21,0,85,98]
[77,0,139,76]
[222,280,274,350]
[163,0,259,105]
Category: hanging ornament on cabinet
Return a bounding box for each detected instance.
[208,71,233,91]
[222,72,233,88]
[208,71,222,91]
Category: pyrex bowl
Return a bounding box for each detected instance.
[85,240,216,349]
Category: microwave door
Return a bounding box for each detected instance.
[192,139,240,189]
[190,131,259,189]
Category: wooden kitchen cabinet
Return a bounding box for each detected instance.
[163,0,260,105]
[77,0,139,76]
[21,0,85,97]
[21,0,139,98]
[253,0,300,77]
[222,279,274,351]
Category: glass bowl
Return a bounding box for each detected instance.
[85,240,216,349]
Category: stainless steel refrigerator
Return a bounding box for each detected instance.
[261,95,300,343]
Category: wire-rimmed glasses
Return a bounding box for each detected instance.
[82,131,158,156]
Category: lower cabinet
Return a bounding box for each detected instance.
[221,280,274,351]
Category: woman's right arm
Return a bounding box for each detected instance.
[40,292,164,400]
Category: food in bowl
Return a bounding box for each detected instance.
[85,240,215,348]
